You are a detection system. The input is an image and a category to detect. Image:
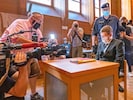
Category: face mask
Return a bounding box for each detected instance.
[64,41,67,44]
[102,39,106,44]
[32,20,41,30]
[122,22,126,28]
[102,37,110,44]
[32,22,40,30]
[103,11,110,17]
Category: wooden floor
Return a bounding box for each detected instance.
[119,76,133,100]
[25,76,133,100]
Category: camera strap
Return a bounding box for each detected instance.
[0,58,10,86]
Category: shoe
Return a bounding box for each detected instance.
[128,72,133,77]
[31,92,43,100]
[119,85,124,92]
[119,72,124,78]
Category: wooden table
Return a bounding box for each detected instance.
[41,58,119,100]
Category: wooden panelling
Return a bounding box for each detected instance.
[131,0,133,19]
[0,0,19,14]
[43,15,62,44]
[111,0,121,18]
[0,0,133,44]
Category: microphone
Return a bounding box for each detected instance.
[8,30,36,37]
[2,42,44,50]
[18,30,36,34]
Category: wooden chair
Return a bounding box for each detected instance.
[118,60,127,100]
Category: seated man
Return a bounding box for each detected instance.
[61,37,71,58]
[96,25,125,92]
[47,38,66,59]
[0,51,28,100]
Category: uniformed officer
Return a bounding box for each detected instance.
[92,2,119,54]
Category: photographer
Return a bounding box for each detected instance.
[0,51,28,100]
[67,21,84,58]
[0,12,46,100]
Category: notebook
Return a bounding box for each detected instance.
[70,58,96,64]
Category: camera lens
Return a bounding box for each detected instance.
[74,24,78,28]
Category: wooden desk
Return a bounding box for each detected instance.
[41,58,119,100]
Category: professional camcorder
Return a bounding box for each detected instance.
[0,42,66,67]
[0,42,44,67]
[27,45,66,60]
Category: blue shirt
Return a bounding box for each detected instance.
[92,15,119,42]
[61,43,71,57]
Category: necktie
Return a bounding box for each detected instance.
[103,44,109,53]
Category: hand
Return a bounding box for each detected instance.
[14,51,26,64]
[42,42,48,48]
[92,45,98,54]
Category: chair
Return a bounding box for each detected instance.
[118,60,127,100]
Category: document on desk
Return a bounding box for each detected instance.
[70,58,96,64]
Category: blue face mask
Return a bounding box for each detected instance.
[103,11,110,17]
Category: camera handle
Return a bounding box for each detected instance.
[0,58,10,86]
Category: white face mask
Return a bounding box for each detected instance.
[102,37,112,44]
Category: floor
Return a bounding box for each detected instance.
[119,76,133,100]
[25,75,133,100]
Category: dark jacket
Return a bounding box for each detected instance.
[96,39,124,70]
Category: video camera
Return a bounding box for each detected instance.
[0,42,66,67]
[27,44,66,60]
[0,42,44,67]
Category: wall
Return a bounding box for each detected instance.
[43,15,62,43]
[0,0,129,44]
[0,0,26,14]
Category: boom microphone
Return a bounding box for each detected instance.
[8,30,36,37]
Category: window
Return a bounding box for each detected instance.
[68,0,81,13]
[28,0,52,6]
[27,0,64,17]
[95,0,100,17]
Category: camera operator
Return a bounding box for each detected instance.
[67,21,84,58]
[46,38,66,60]
[0,51,28,100]
[0,12,47,100]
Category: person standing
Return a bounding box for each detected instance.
[92,2,119,54]
[67,21,84,58]
[119,17,133,76]
[0,12,47,100]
